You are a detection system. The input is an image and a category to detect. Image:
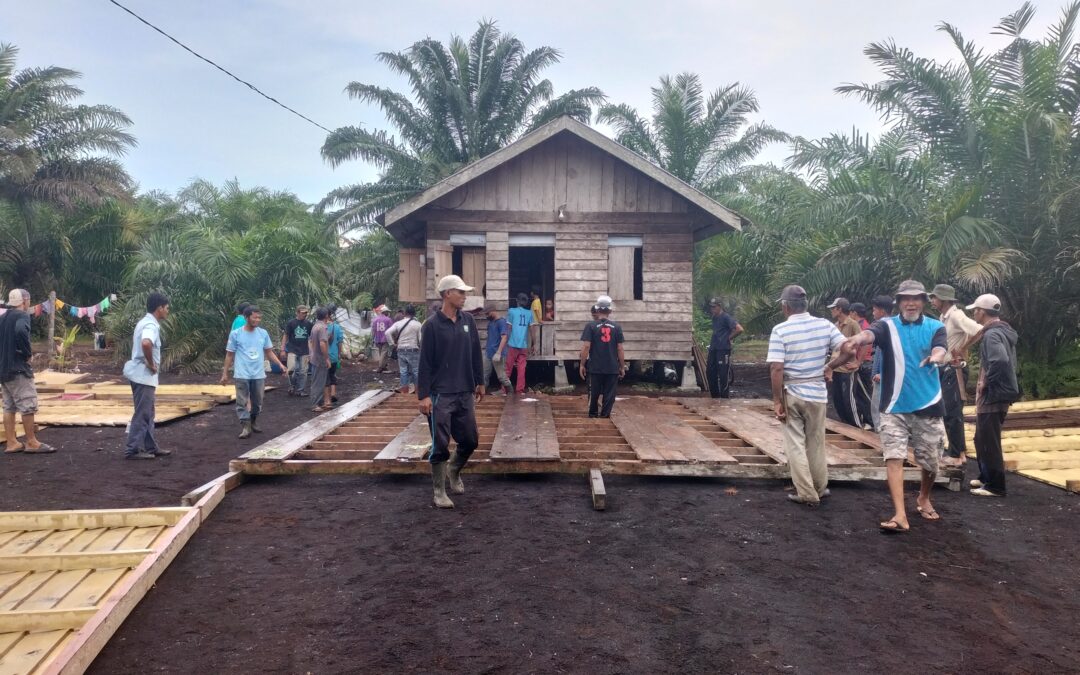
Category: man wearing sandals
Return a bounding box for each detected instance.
[0,289,53,455]
[831,280,949,533]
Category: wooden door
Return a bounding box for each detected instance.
[434,244,453,287]
[608,246,635,300]
[398,248,425,302]
[460,247,487,296]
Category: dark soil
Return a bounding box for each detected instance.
[4,354,1078,673]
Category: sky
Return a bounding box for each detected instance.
[2,0,1058,204]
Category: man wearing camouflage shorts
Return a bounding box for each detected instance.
[831,280,949,533]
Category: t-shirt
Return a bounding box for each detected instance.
[284,318,313,355]
[387,317,421,350]
[309,321,329,364]
[226,326,271,380]
[581,320,624,374]
[124,313,161,387]
[328,322,344,363]
[766,313,846,404]
[941,305,982,358]
[231,315,246,331]
[371,314,394,345]
[507,307,533,349]
[531,298,543,324]
[710,312,737,351]
[868,315,947,416]
[485,317,509,359]
[0,309,33,382]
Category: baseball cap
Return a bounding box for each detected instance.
[826,297,850,311]
[6,289,24,307]
[849,302,867,316]
[708,297,722,307]
[967,294,1002,312]
[296,304,309,313]
[436,274,474,293]
[895,279,929,299]
[777,285,807,303]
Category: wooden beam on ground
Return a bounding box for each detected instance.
[238,389,394,462]
[180,470,245,506]
[1067,479,1080,494]
[589,469,606,510]
[0,550,151,572]
[0,608,98,633]
[374,415,431,462]
[0,507,190,532]
[611,398,736,464]
[490,396,560,461]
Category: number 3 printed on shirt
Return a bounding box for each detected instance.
[600,326,612,343]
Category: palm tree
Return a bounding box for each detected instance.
[0,43,136,292]
[597,73,788,192]
[319,20,605,233]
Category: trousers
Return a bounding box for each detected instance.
[854,362,875,428]
[286,353,309,395]
[483,352,511,389]
[506,347,528,394]
[783,392,828,503]
[125,382,158,455]
[588,373,618,417]
[974,410,1008,494]
[940,366,967,457]
[234,378,265,422]
[829,371,859,427]
[309,364,329,407]
[707,348,731,398]
[427,391,479,464]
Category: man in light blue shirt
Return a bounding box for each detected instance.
[767,285,846,506]
[505,294,533,394]
[221,305,287,439]
[123,292,170,460]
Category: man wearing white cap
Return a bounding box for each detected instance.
[579,295,625,417]
[0,289,52,454]
[418,275,484,508]
[967,294,1020,497]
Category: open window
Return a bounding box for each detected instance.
[608,235,643,301]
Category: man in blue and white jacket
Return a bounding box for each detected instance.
[831,280,949,534]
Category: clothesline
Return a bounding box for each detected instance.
[0,293,117,325]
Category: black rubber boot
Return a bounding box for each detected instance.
[251,415,262,433]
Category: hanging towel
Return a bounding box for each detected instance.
[42,300,54,315]
[55,299,65,311]
[87,305,98,324]
[77,307,87,318]
[70,306,78,317]
[100,297,111,311]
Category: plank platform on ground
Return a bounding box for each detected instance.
[490,396,560,461]
[0,486,224,675]
[230,395,933,483]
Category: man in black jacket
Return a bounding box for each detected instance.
[0,289,53,453]
[967,294,1019,497]
[418,275,484,509]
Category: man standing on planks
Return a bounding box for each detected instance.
[121,292,170,459]
[929,284,984,468]
[830,280,949,533]
[221,305,287,438]
[579,295,626,418]
[505,293,533,395]
[706,298,743,398]
[967,294,1020,497]
[418,275,484,509]
[308,307,333,413]
[826,297,864,427]
[767,285,846,506]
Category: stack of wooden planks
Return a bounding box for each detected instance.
[0,487,224,675]
[30,372,264,427]
[965,397,1080,493]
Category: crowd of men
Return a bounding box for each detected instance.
[767,280,1019,533]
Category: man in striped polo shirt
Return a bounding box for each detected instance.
[831,280,949,533]
[767,285,847,506]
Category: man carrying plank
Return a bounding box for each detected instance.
[221,305,287,439]
[767,285,846,506]
[579,295,625,418]
[418,275,484,509]
[831,280,949,533]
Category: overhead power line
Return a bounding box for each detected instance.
[106,0,333,133]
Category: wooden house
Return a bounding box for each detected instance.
[380,116,745,382]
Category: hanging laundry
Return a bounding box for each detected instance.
[69,306,78,317]
[55,299,65,311]
[41,300,54,315]
[87,305,98,324]
[100,297,110,311]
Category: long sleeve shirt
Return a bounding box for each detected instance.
[0,310,32,382]
[417,309,483,400]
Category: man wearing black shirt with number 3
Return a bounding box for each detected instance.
[579,295,625,418]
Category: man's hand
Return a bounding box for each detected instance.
[579,365,587,380]
[325,359,332,368]
[839,339,859,356]
[873,374,881,383]
[492,351,503,363]
[419,397,432,415]
[824,365,833,384]
[618,365,626,380]
[219,373,228,385]
[148,363,158,375]
[474,384,484,404]
[920,348,948,368]
[774,399,786,421]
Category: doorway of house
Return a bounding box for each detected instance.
[508,244,554,306]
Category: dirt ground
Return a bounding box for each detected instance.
[3,356,1078,673]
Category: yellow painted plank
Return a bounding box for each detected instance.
[17,570,90,611]
[75,529,131,554]
[0,574,54,612]
[0,631,21,659]
[0,508,189,532]
[0,551,151,573]
[56,531,106,554]
[115,527,163,551]
[0,609,95,633]
[22,533,81,557]
[0,630,68,675]
[0,534,52,557]
[0,575,27,604]
[57,569,126,609]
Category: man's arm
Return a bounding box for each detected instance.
[264,348,286,373]
[579,342,591,379]
[617,343,626,379]
[470,316,484,402]
[827,329,875,370]
[220,351,234,384]
[14,314,32,361]
[319,337,330,367]
[417,321,435,413]
[770,362,786,420]
[732,322,745,341]
[141,337,156,373]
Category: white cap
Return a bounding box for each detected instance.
[595,294,613,309]
[436,274,474,293]
[966,294,1002,312]
[6,290,23,307]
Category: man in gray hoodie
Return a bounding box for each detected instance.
[967,294,1020,497]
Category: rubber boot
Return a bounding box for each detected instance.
[400,386,409,394]
[250,415,262,433]
[447,451,466,495]
[431,463,454,508]
[238,421,252,439]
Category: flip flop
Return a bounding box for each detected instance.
[23,443,56,454]
[879,519,910,534]
[3,444,25,454]
[917,505,940,521]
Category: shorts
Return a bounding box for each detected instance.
[328,362,339,385]
[1,374,38,414]
[879,412,943,473]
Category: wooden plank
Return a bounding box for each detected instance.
[180,471,245,507]
[611,398,736,464]
[373,415,430,462]
[0,608,97,633]
[589,469,606,511]
[238,389,394,462]
[0,629,68,675]
[490,396,560,461]
[608,246,635,301]
[0,509,189,533]
[0,551,151,572]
